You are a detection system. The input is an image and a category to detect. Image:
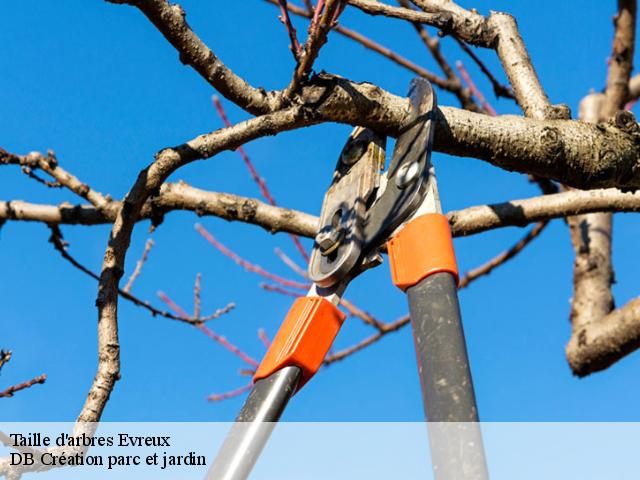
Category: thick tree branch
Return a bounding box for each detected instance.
[566,0,638,377]
[7,186,640,241]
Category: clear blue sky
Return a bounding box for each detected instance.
[1,0,638,422]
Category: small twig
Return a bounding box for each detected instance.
[264,0,452,96]
[325,315,409,364]
[1,148,108,208]
[0,374,47,398]
[260,282,305,297]
[277,0,302,60]
[258,328,272,348]
[123,238,154,293]
[196,223,310,290]
[458,221,549,288]
[456,60,497,116]
[156,290,234,323]
[19,166,63,188]
[339,298,385,330]
[0,350,11,373]
[208,383,253,402]
[198,325,260,367]
[274,247,309,278]
[212,96,309,261]
[157,292,258,367]
[48,225,229,324]
[454,38,515,100]
[285,0,344,96]
[194,273,202,319]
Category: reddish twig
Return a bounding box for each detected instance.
[197,325,260,367]
[258,328,272,348]
[196,223,310,290]
[264,0,451,97]
[194,273,202,319]
[277,0,302,60]
[339,298,385,330]
[211,96,276,205]
[456,60,497,116]
[156,291,258,367]
[0,374,47,398]
[157,291,235,323]
[286,0,344,96]
[260,281,305,297]
[208,383,253,402]
[123,238,154,293]
[212,95,309,261]
[274,247,309,278]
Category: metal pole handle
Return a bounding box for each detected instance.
[206,366,301,480]
[407,271,489,480]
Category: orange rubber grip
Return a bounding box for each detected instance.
[387,213,459,291]
[253,297,346,390]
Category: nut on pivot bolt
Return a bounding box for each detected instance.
[315,227,342,256]
[315,209,344,256]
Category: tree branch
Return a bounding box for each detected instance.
[1,149,108,208]
[0,374,46,399]
[6,186,640,240]
[106,0,279,114]
[566,0,638,377]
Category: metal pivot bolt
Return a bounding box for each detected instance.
[396,161,420,188]
[315,209,344,256]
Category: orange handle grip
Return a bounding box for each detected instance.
[253,297,346,390]
[387,213,459,291]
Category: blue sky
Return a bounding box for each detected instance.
[1,0,639,422]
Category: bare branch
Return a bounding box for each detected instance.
[277,0,303,60]
[456,60,497,115]
[566,0,638,377]
[107,0,278,114]
[274,247,309,278]
[0,374,46,399]
[195,223,310,290]
[7,186,640,241]
[212,96,309,260]
[0,351,11,374]
[285,0,344,97]
[266,0,452,95]
[48,225,231,324]
[123,238,154,293]
[346,0,455,31]
[1,149,108,208]
[447,188,640,236]
[325,315,409,363]
[602,0,637,119]
[339,298,385,330]
[156,291,255,367]
[208,383,253,402]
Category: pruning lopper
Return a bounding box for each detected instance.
[209,78,489,480]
